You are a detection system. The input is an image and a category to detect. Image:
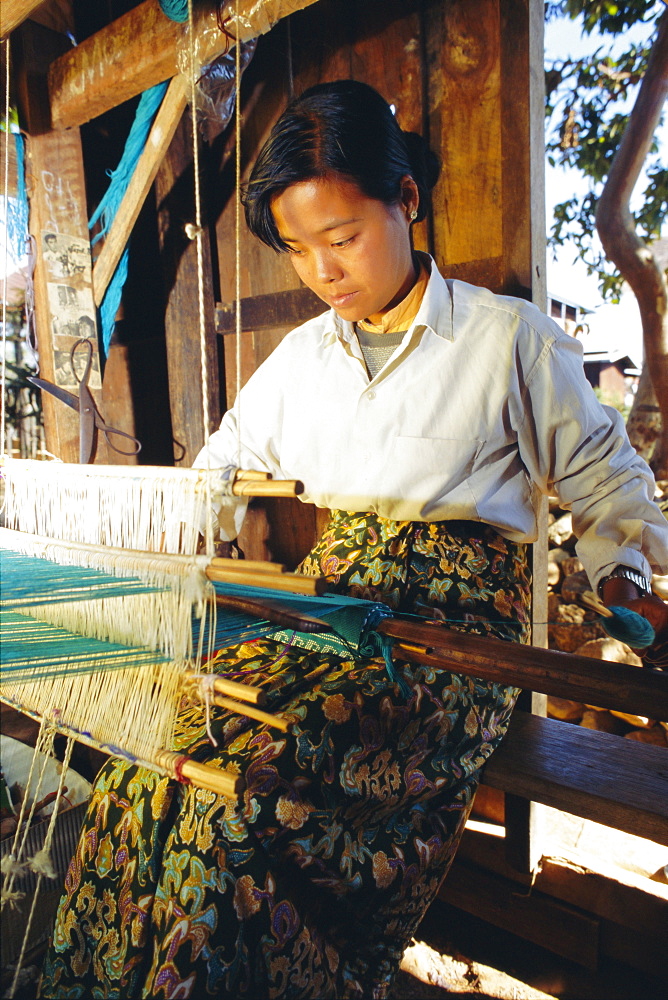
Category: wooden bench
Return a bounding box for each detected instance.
[382,619,668,846]
[483,709,668,847]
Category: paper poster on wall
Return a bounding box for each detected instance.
[41,231,101,389]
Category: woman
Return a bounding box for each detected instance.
[41,80,668,999]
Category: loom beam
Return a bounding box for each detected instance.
[378,618,668,720]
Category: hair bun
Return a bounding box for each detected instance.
[402,131,441,192]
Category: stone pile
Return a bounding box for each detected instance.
[545,489,668,748]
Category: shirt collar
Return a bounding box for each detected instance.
[321,253,454,348]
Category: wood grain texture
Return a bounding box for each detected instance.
[155,114,221,467]
[47,0,323,130]
[441,859,601,969]
[92,75,188,307]
[456,828,668,938]
[13,22,110,464]
[383,617,668,719]
[215,287,324,334]
[1,0,45,38]
[426,0,503,270]
[483,710,668,847]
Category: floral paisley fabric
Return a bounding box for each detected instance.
[40,512,531,1000]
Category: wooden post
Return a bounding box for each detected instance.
[500,0,548,876]
[155,114,221,466]
[12,22,109,464]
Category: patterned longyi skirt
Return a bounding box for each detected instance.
[40,511,531,1000]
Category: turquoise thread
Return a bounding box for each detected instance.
[89,82,169,354]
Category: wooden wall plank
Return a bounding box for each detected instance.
[456,827,668,938]
[452,828,668,978]
[13,21,110,464]
[441,861,601,969]
[426,0,503,272]
[92,75,188,308]
[155,114,221,467]
[492,0,549,875]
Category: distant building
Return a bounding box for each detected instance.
[547,293,591,337]
[547,292,640,409]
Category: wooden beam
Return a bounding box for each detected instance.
[48,0,322,131]
[482,710,668,847]
[456,827,668,940]
[1,0,45,39]
[92,74,188,307]
[381,617,668,720]
[426,0,503,271]
[441,860,601,969]
[215,286,324,334]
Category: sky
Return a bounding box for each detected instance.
[544,11,667,320]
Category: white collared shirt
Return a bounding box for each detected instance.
[196,258,668,591]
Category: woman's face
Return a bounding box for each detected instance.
[270,173,419,325]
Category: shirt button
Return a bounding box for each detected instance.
[367,390,376,400]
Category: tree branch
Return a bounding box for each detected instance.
[595,8,668,475]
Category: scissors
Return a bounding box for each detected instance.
[28,339,142,464]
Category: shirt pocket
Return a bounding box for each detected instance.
[392,436,483,511]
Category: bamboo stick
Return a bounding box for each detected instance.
[234,470,272,482]
[153,749,243,798]
[0,694,244,798]
[1,528,327,595]
[209,556,286,573]
[185,671,267,706]
[231,479,303,497]
[206,565,327,596]
[1,462,301,497]
[210,694,290,732]
[579,590,614,617]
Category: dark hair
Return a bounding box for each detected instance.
[243,80,440,252]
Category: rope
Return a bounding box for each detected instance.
[186,0,216,557]
[1,719,55,907]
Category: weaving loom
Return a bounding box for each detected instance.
[0,458,359,799]
[3,457,662,787]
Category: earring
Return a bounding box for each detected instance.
[409,209,418,221]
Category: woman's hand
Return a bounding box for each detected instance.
[601,576,668,667]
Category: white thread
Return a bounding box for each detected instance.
[9,738,75,999]
[187,0,214,557]
[235,0,243,467]
[2,39,10,460]
[196,674,219,747]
